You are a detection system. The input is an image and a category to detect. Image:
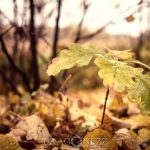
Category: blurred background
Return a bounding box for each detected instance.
[0,0,150,95]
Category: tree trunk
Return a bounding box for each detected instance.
[29,0,40,91]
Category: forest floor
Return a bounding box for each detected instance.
[0,86,150,150]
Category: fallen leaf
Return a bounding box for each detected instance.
[14,115,51,143]
[0,134,22,150]
[137,128,150,144]
[115,128,140,150]
[125,15,135,22]
[8,92,20,104]
[82,128,118,150]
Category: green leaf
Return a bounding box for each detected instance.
[47,44,100,76]
[94,57,143,92]
[128,73,150,114]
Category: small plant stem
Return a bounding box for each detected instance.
[58,74,72,92]
[131,60,150,70]
[101,87,109,126]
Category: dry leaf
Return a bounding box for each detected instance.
[8,92,20,104]
[115,128,140,150]
[108,97,128,111]
[82,128,118,150]
[125,15,135,22]
[15,115,51,143]
[124,115,150,129]
[116,93,123,104]
[98,115,112,132]
[137,128,150,144]
[0,134,22,150]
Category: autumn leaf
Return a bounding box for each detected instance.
[128,73,150,115]
[115,93,123,104]
[14,115,51,143]
[125,15,135,22]
[105,48,135,60]
[94,57,143,92]
[82,128,118,150]
[137,128,150,144]
[47,44,100,76]
[0,134,22,150]
[115,128,140,150]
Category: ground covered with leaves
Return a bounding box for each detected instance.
[1,86,150,150]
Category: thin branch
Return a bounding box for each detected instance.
[135,0,144,61]
[0,26,14,37]
[74,0,90,42]
[51,0,62,59]
[131,60,150,70]
[101,87,109,126]
[79,21,112,41]
[58,74,72,92]
[40,36,52,48]
[77,1,143,42]
[9,111,22,120]
[0,36,31,92]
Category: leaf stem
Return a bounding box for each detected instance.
[101,87,109,126]
[132,60,150,70]
[58,74,72,92]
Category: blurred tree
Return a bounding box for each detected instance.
[29,0,40,90]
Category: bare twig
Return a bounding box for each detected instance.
[9,111,22,120]
[40,36,52,48]
[101,87,109,126]
[58,74,72,92]
[129,60,150,70]
[77,1,143,42]
[51,0,62,59]
[135,0,144,61]
[0,26,14,37]
[79,21,112,41]
[74,0,90,42]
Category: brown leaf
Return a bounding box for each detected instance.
[115,128,140,150]
[14,115,51,143]
[82,128,118,150]
[125,15,135,22]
